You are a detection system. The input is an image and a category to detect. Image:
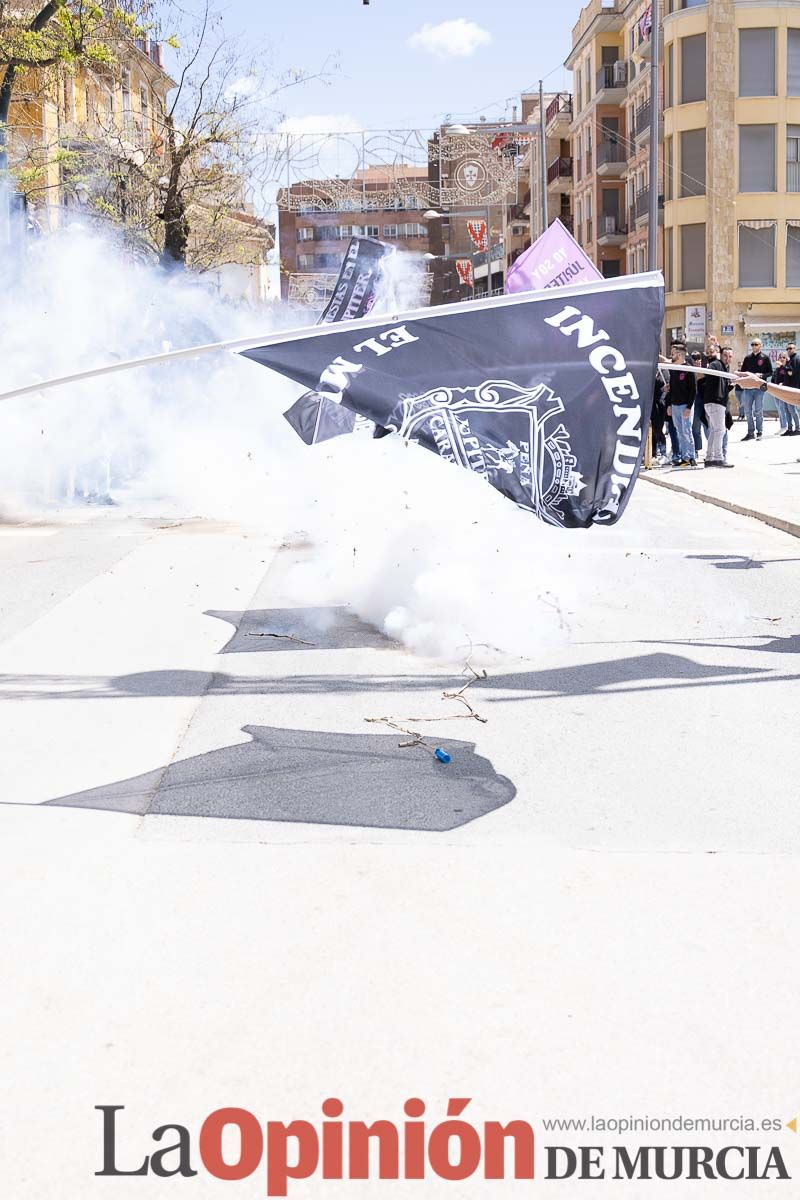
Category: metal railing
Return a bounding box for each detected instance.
[597,141,625,167]
[635,101,652,137]
[547,155,573,185]
[635,189,650,219]
[596,62,627,92]
[545,93,573,126]
[599,216,626,237]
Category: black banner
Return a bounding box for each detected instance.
[285,237,394,444]
[247,274,664,527]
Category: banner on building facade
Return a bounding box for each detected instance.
[456,259,474,287]
[243,272,665,529]
[505,217,603,295]
[283,237,394,444]
[467,220,488,253]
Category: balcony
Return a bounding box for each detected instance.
[635,26,664,64]
[547,155,573,190]
[595,62,628,104]
[596,215,627,246]
[635,188,664,226]
[634,100,652,142]
[596,140,626,176]
[545,93,573,135]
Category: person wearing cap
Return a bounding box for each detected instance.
[739,339,773,440]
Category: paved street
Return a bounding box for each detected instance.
[2,477,800,1195]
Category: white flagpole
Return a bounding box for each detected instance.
[0,271,668,405]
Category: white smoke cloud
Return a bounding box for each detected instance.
[0,220,718,664]
[408,19,492,60]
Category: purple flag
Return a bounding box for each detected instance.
[505,218,602,295]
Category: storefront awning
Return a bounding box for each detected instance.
[743,317,800,331]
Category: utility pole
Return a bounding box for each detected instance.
[538,80,548,238]
[648,0,660,271]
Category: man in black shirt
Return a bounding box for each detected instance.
[739,338,772,439]
[703,347,734,468]
[665,341,697,466]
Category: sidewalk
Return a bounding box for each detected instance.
[643,415,800,538]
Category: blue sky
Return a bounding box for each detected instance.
[206,1,576,132]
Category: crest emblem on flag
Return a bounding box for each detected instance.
[392,379,585,527]
[467,219,488,252]
[455,259,474,286]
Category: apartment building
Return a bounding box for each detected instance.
[525,90,574,244]
[8,36,174,229]
[278,166,429,304]
[566,0,632,278]
[663,0,800,359]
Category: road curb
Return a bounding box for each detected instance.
[641,473,800,541]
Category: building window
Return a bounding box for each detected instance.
[789,29,800,96]
[296,227,314,242]
[664,137,673,202]
[297,255,314,269]
[363,225,379,237]
[680,223,705,290]
[383,224,398,238]
[738,223,776,287]
[666,226,674,292]
[787,225,800,287]
[739,125,776,192]
[739,29,776,97]
[399,223,426,237]
[788,126,800,192]
[680,128,706,197]
[315,225,339,241]
[121,70,132,124]
[665,43,673,108]
[681,35,706,104]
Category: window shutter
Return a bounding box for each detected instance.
[739,29,776,97]
[738,223,776,287]
[680,128,706,196]
[681,223,705,290]
[788,29,800,96]
[787,225,800,287]
[681,34,706,104]
[739,125,776,192]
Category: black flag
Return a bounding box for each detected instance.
[284,237,394,444]
[245,273,664,528]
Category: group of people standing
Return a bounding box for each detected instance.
[650,337,800,470]
[651,336,736,469]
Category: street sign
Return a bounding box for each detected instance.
[721,324,735,336]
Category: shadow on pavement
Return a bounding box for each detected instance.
[41,724,515,831]
[686,555,800,571]
[0,653,775,702]
[206,607,392,653]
